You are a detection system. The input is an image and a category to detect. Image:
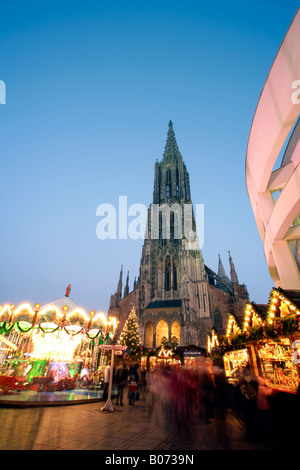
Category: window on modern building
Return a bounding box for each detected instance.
[271,117,300,172]
[292,214,300,227]
[271,189,281,203]
[289,239,300,273]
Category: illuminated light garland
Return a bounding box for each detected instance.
[226,314,241,337]
[158,348,173,358]
[0,334,18,351]
[207,329,219,353]
[0,302,117,363]
[243,303,264,331]
[267,289,300,325]
[0,303,117,331]
[0,303,35,322]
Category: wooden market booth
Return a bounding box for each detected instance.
[147,346,181,371]
[209,288,300,394]
[208,288,300,449]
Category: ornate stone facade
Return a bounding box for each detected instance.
[109,122,249,348]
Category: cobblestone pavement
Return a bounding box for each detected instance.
[0,399,267,451]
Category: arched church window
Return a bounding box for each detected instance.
[156,319,169,348]
[176,167,179,196]
[170,211,174,241]
[173,263,178,291]
[166,169,171,199]
[171,320,180,345]
[213,308,223,329]
[165,256,171,291]
[159,212,166,246]
[145,321,154,348]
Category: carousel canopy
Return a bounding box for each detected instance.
[0,297,117,335]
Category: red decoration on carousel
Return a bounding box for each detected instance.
[65,284,71,297]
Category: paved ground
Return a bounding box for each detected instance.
[0,397,267,451]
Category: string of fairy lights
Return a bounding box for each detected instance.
[208,287,300,353]
[0,302,118,363]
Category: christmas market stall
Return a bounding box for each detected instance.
[147,345,181,370]
[207,306,268,383]
[211,289,300,394]
[220,313,254,384]
[0,297,117,393]
[209,289,300,449]
[255,288,300,394]
[175,345,206,367]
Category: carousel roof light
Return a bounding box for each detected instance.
[0,300,117,336]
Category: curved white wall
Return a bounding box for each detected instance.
[246,8,300,289]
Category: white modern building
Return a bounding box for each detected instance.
[246,8,300,289]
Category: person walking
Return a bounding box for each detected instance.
[238,369,258,442]
[128,363,139,405]
[200,358,216,423]
[102,361,111,402]
[115,362,128,406]
[256,376,274,447]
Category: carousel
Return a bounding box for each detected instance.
[0,286,117,405]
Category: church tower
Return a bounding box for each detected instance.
[108,122,249,348]
[137,121,212,347]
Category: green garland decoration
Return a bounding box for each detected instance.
[16,323,34,334]
[0,321,108,341]
[0,322,16,334]
[218,312,300,354]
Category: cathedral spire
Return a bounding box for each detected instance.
[218,254,229,281]
[228,251,239,285]
[124,271,129,297]
[162,120,181,164]
[117,265,123,298]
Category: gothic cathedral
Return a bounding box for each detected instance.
[108,121,249,348]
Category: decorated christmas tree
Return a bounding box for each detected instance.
[118,307,142,351]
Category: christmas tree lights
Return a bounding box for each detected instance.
[118,307,142,350]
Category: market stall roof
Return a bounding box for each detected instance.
[253,304,269,315]
[268,287,300,324]
[242,303,268,332]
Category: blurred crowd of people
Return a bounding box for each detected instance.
[143,358,282,449]
[145,358,230,431]
[80,356,293,449]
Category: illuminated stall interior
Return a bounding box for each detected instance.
[222,314,250,383]
[258,289,300,393]
[223,348,250,383]
[148,345,180,370]
[256,338,299,393]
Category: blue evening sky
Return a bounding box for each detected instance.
[0,1,299,313]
